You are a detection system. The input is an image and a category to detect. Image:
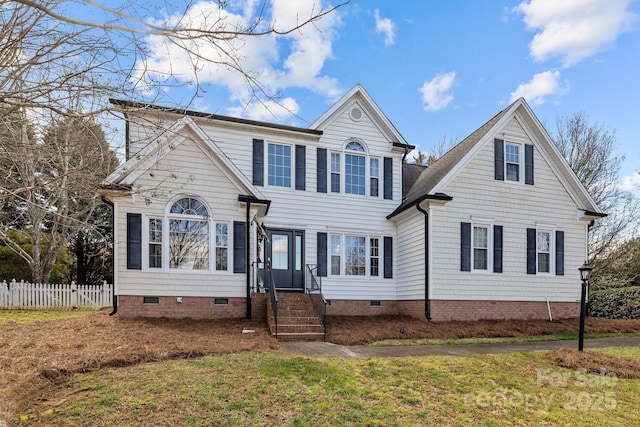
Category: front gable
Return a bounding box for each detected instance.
[312,84,411,152]
[102,117,266,205]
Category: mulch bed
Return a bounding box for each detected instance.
[545,349,640,379]
[326,315,640,345]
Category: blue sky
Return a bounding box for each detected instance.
[103,0,640,194]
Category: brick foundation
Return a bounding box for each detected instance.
[250,293,268,322]
[117,294,579,322]
[428,300,580,322]
[326,299,399,316]
[117,295,247,319]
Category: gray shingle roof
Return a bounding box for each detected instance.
[391,100,518,218]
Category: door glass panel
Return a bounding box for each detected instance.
[295,235,302,271]
[271,234,288,270]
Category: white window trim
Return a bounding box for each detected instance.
[535,227,555,275]
[328,232,383,277]
[265,141,294,190]
[504,140,525,184]
[329,140,381,198]
[140,198,233,274]
[471,220,493,273]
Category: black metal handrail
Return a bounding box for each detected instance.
[306,264,327,340]
[266,261,278,338]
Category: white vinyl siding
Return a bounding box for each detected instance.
[118,99,402,302]
[114,137,246,298]
[429,115,588,302]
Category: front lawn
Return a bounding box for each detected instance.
[17,348,640,426]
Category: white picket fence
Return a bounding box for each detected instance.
[0,280,113,310]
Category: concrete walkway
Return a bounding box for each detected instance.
[281,336,640,358]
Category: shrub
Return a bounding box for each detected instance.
[589,286,640,319]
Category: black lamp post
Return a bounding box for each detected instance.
[578,262,593,352]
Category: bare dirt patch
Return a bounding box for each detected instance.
[544,349,640,379]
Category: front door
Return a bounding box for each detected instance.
[266,229,304,291]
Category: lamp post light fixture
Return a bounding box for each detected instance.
[578,262,593,352]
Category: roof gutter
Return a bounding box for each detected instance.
[386,193,453,220]
[415,202,432,321]
[101,196,118,316]
[238,195,272,319]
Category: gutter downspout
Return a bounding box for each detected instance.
[416,202,431,321]
[101,196,118,316]
[245,201,252,320]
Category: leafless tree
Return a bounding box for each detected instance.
[0,96,118,283]
[553,112,640,264]
[0,0,347,282]
[423,136,459,166]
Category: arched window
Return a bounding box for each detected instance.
[331,141,379,197]
[168,197,210,270]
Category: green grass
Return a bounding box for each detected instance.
[0,309,95,324]
[371,332,640,347]
[18,347,640,426]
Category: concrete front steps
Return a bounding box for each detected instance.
[267,293,325,341]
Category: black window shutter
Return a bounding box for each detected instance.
[493,225,503,273]
[527,228,536,274]
[494,139,504,181]
[295,144,306,191]
[384,236,393,278]
[317,232,327,276]
[461,222,471,272]
[233,221,246,273]
[126,213,142,270]
[252,139,264,186]
[317,148,327,193]
[555,230,564,276]
[383,157,393,200]
[525,144,534,185]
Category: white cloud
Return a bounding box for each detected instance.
[374,9,396,46]
[621,172,640,195]
[227,97,299,122]
[419,71,457,112]
[516,0,638,67]
[509,70,568,105]
[132,0,343,117]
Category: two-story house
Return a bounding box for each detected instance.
[100,84,604,323]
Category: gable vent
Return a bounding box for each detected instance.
[349,107,363,121]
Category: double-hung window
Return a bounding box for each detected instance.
[331,153,341,193]
[370,158,379,197]
[215,223,228,271]
[495,138,534,185]
[267,143,291,187]
[472,225,489,271]
[148,218,163,268]
[330,234,341,275]
[536,230,551,274]
[527,227,563,275]
[505,143,521,182]
[461,221,502,273]
[370,237,380,276]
